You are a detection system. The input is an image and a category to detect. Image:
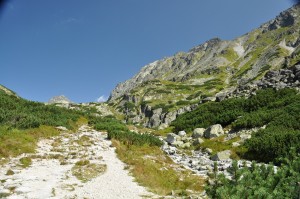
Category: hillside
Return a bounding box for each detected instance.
[108,4,300,128]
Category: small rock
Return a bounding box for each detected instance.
[205,148,213,154]
[202,97,216,103]
[181,142,191,149]
[232,142,241,147]
[15,186,31,194]
[211,150,231,161]
[193,138,204,145]
[56,126,68,131]
[178,131,186,137]
[172,141,184,148]
[0,188,10,195]
[192,128,205,138]
[166,133,178,144]
[240,133,251,141]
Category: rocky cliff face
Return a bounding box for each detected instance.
[108,4,300,128]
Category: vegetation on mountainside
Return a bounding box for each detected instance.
[172,88,300,163]
[0,89,160,159]
[207,149,300,198]
[0,90,84,129]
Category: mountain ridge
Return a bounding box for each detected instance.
[109,4,300,101]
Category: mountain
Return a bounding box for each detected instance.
[108,4,300,128]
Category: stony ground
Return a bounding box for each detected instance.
[0,125,154,199]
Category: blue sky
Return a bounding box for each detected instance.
[0,0,295,103]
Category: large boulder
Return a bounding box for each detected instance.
[166,133,179,145]
[204,124,224,139]
[192,128,205,138]
[211,150,231,161]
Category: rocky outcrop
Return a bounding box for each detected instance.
[219,63,300,100]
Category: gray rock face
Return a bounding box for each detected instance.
[204,124,224,139]
[211,150,231,161]
[192,128,206,138]
[218,63,300,102]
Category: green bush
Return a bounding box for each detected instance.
[108,129,162,147]
[89,115,162,147]
[206,149,300,198]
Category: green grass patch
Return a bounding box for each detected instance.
[19,157,32,168]
[72,160,107,182]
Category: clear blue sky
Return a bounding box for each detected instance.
[0,0,295,103]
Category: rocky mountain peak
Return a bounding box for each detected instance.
[48,95,73,104]
[264,3,299,31]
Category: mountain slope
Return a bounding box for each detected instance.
[110,4,299,101]
[108,4,300,128]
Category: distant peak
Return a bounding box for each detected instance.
[48,95,73,104]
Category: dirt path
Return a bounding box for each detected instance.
[0,125,154,199]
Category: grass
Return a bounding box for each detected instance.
[0,125,60,159]
[112,139,205,196]
[153,127,174,136]
[19,157,32,168]
[72,160,107,182]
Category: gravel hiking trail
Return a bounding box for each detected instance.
[0,125,154,199]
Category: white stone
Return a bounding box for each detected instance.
[192,128,205,138]
[178,131,186,137]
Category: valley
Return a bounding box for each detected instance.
[0,3,300,199]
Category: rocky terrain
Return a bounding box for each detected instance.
[0,125,154,199]
[108,4,300,128]
[161,124,263,179]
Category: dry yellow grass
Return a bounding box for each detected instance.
[112,139,205,196]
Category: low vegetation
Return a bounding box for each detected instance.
[89,115,162,147]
